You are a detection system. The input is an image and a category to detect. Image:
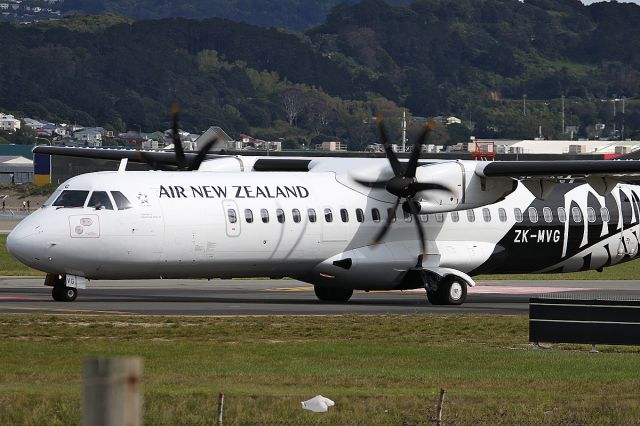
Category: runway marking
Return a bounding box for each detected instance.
[401,286,595,295]
[265,286,314,292]
[0,305,136,315]
[0,296,48,301]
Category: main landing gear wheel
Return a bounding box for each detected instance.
[52,286,78,302]
[314,285,353,302]
[427,276,467,306]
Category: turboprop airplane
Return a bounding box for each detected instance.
[7,116,640,305]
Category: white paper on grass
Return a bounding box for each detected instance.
[301,395,335,413]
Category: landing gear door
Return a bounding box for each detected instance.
[222,200,241,237]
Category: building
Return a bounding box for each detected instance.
[316,141,347,152]
[73,127,105,147]
[0,155,33,184]
[0,113,21,132]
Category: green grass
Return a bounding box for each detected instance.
[1,314,639,425]
[0,234,44,276]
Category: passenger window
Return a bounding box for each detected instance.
[601,207,610,222]
[245,209,253,223]
[324,208,333,222]
[436,213,444,222]
[543,207,553,223]
[292,209,301,223]
[528,207,538,223]
[419,214,428,223]
[308,208,317,223]
[276,208,285,223]
[261,208,269,223]
[111,191,132,210]
[557,207,567,222]
[371,208,381,222]
[340,208,349,222]
[227,209,237,224]
[587,207,596,223]
[467,210,476,222]
[403,210,412,223]
[53,190,89,208]
[451,211,459,222]
[572,207,582,222]
[498,208,507,222]
[514,208,523,223]
[482,208,491,222]
[88,191,114,210]
[356,208,364,223]
[387,208,396,223]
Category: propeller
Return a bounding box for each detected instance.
[358,116,443,258]
[137,104,221,171]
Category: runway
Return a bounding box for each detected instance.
[1,278,640,316]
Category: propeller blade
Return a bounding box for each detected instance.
[171,104,187,169]
[404,120,436,178]
[136,151,178,171]
[408,181,450,193]
[371,196,401,246]
[353,178,388,189]
[376,114,403,177]
[188,136,221,171]
[406,197,427,256]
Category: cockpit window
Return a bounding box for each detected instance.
[88,191,114,210]
[111,191,132,210]
[43,190,62,207]
[52,190,89,208]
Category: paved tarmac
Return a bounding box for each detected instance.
[1,278,639,316]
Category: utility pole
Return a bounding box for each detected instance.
[401,110,407,153]
[561,95,565,135]
[622,96,626,141]
[613,98,617,139]
[523,94,527,117]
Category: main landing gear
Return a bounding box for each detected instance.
[314,285,353,302]
[427,276,468,305]
[46,274,78,302]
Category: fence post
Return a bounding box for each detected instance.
[82,357,143,426]
[435,388,446,426]
[217,392,225,426]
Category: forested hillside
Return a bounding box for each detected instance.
[1,0,640,149]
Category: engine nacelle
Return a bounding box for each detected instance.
[409,161,516,213]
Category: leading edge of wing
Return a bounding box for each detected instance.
[479,160,640,178]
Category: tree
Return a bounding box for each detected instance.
[281,89,306,127]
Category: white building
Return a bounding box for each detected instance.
[0,114,21,132]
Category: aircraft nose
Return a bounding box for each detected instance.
[6,222,43,265]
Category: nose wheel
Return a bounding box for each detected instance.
[52,286,78,302]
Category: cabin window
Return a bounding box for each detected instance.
[292,209,301,223]
[436,213,445,222]
[227,209,237,224]
[261,208,269,223]
[52,190,89,208]
[482,208,491,222]
[387,208,396,223]
[601,207,610,222]
[340,208,349,222]
[308,208,317,223]
[543,207,553,223]
[514,208,523,223]
[587,207,596,223]
[528,207,538,223]
[371,208,381,222]
[467,210,476,222]
[276,208,285,223]
[498,208,507,222]
[403,210,412,223]
[244,209,253,223]
[356,208,365,223]
[571,207,582,222]
[111,191,132,210]
[419,214,428,223]
[324,208,333,223]
[451,211,459,222]
[87,191,114,210]
[557,207,567,222]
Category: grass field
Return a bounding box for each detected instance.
[1,314,639,425]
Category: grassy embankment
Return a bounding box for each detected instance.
[3,233,640,279]
[1,314,639,425]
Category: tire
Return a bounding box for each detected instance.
[314,285,353,302]
[427,276,467,306]
[52,286,78,302]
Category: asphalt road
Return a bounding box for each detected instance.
[2,278,640,316]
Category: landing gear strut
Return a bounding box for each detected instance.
[427,276,467,306]
[314,285,353,302]
[46,273,78,302]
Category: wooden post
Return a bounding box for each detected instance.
[82,357,143,426]
[436,388,446,426]
[216,392,224,426]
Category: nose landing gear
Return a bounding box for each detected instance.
[45,273,79,302]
